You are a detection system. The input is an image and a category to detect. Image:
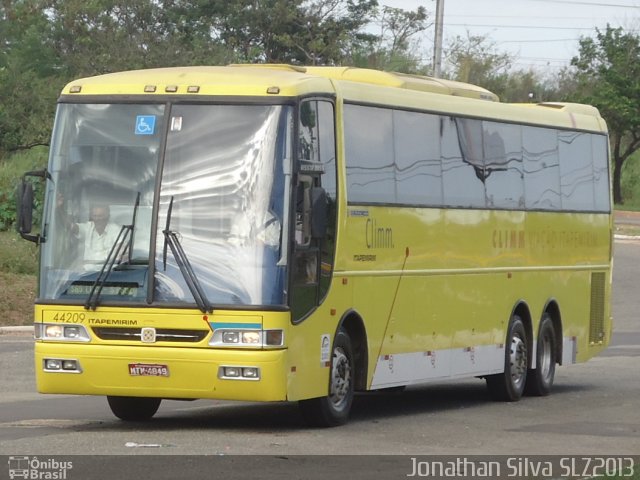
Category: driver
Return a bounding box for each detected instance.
[57,196,120,265]
[76,205,121,264]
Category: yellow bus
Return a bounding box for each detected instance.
[18,65,612,426]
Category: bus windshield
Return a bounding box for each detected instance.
[40,102,291,307]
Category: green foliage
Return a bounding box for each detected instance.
[348,5,429,73]
[568,25,640,204]
[440,32,564,103]
[444,32,513,86]
[620,151,640,210]
[0,1,63,152]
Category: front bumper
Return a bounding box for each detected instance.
[35,342,288,401]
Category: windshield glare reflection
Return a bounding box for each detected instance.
[155,104,289,306]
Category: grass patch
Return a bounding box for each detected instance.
[0,271,36,326]
[0,230,39,275]
[0,230,37,326]
[0,272,36,326]
[619,151,640,210]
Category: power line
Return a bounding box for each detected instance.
[528,0,640,7]
[500,38,583,43]
[446,14,612,20]
[446,23,612,30]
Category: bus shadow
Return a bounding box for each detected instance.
[351,380,491,422]
[88,379,595,432]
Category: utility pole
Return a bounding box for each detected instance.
[432,0,445,78]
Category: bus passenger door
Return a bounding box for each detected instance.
[290,100,337,322]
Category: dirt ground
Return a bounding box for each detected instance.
[0,272,36,326]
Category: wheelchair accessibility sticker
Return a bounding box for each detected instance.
[135,115,156,135]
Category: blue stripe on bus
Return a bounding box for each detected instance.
[209,322,262,330]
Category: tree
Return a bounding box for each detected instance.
[569,25,640,205]
[43,0,231,76]
[190,0,378,65]
[490,69,562,103]
[348,4,429,73]
[444,31,512,87]
[0,0,62,153]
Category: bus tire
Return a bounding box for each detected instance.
[299,328,354,427]
[525,314,556,396]
[486,314,528,402]
[107,396,161,421]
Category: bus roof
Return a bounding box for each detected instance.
[61,64,607,133]
[62,64,499,100]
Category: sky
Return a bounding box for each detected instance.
[380,0,640,73]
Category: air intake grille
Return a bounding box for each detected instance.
[589,272,606,344]
[92,327,209,343]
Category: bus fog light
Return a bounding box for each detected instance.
[223,367,241,377]
[62,360,78,371]
[44,359,62,370]
[242,367,260,379]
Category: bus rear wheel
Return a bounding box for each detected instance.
[107,396,161,421]
[486,314,528,401]
[525,313,556,396]
[299,328,355,427]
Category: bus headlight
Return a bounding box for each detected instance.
[35,323,91,342]
[210,329,284,348]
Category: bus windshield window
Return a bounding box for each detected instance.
[154,105,290,307]
[40,103,291,308]
[39,103,163,303]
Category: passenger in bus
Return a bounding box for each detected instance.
[57,195,121,266]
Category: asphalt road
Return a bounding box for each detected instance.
[0,240,638,472]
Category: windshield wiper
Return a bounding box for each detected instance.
[126,192,141,264]
[84,193,140,311]
[162,196,213,314]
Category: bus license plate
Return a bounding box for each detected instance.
[128,363,169,377]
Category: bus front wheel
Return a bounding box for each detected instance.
[486,314,528,401]
[525,313,557,396]
[299,328,355,427]
[107,396,161,421]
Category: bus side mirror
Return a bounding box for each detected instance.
[310,186,327,239]
[16,181,34,235]
[16,169,49,244]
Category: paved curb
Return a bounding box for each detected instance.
[0,325,33,335]
[614,234,640,240]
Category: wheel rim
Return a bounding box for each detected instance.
[510,334,527,389]
[329,347,351,410]
[538,331,553,381]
